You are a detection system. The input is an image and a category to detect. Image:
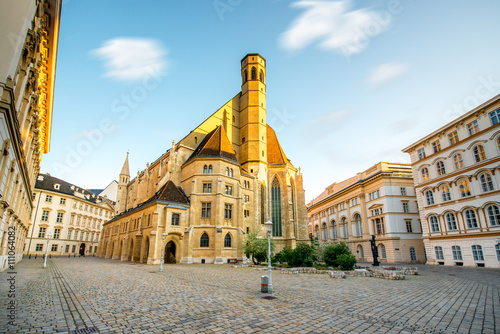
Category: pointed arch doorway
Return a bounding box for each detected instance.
[165,241,176,263]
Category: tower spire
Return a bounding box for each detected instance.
[120,152,130,176]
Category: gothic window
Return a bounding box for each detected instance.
[464,209,478,229]
[200,233,209,247]
[259,70,264,83]
[429,216,440,232]
[453,153,464,169]
[271,177,282,237]
[436,161,446,175]
[208,165,213,173]
[203,165,207,174]
[226,167,229,176]
[224,233,232,248]
[251,67,256,80]
[230,168,233,177]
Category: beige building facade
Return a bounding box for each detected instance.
[307,162,425,264]
[25,174,114,257]
[0,0,61,270]
[403,94,500,268]
[98,54,309,265]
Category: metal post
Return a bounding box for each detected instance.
[43,232,52,268]
[265,221,273,294]
[160,232,166,272]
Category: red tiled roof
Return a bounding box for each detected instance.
[266,125,288,164]
[185,125,239,164]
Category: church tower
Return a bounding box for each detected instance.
[239,54,267,180]
[116,152,130,214]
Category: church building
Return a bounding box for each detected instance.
[98,54,308,264]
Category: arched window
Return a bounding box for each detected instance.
[410,247,416,261]
[203,165,207,174]
[452,246,463,261]
[229,168,233,177]
[358,245,364,259]
[341,217,349,238]
[353,213,363,237]
[271,177,282,237]
[171,214,179,226]
[445,213,458,230]
[471,245,484,261]
[464,209,478,229]
[441,186,451,202]
[486,205,500,226]
[379,244,386,259]
[259,70,264,83]
[208,165,213,174]
[425,190,434,205]
[429,216,440,232]
[226,167,229,176]
[473,145,486,163]
[496,244,500,261]
[459,180,471,197]
[453,153,464,169]
[479,173,494,192]
[436,161,446,175]
[314,225,319,239]
[224,233,231,247]
[330,220,337,239]
[435,246,444,260]
[497,136,500,152]
[421,167,429,181]
[232,115,235,123]
[321,223,327,240]
[251,66,256,80]
[200,233,209,247]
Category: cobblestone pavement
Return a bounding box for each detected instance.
[1,258,498,333]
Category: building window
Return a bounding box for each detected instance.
[203,165,207,174]
[459,180,471,197]
[489,109,500,125]
[435,246,444,260]
[452,246,463,261]
[453,153,464,169]
[402,202,409,213]
[51,244,58,252]
[74,231,79,240]
[225,167,229,176]
[242,137,245,144]
[374,218,384,235]
[425,191,434,206]
[229,168,233,177]
[467,120,479,136]
[67,230,72,240]
[53,229,60,239]
[172,214,180,226]
[56,212,64,223]
[321,223,327,240]
[36,244,43,252]
[479,173,494,192]
[446,213,458,230]
[430,216,440,232]
[448,131,459,145]
[208,165,213,173]
[353,214,362,237]
[330,221,337,239]
[436,161,446,175]
[464,209,478,229]
[441,186,452,202]
[340,217,349,238]
[406,220,413,233]
[38,227,46,238]
[65,245,70,253]
[201,203,211,218]
[41,210,49,222]
[200,233,209,247]
[224,204,232,219]
[410,247,417,261]
[473,145,486,163]
[432,141,441,153]
[417,148,426,160]
[251,66,256,80]
[379,244,386,259]
[225,185,233,195]
[224,233,232,247]
[358,245,364,259]
[60,198,66,205]
[70,215,75,225]
[45,195,52,202]
[486,205,500,226]
[421,168,429,181]
[471,245,484,261]
[271,177,282,237]
[400,187,406,196]
[202,183,212,193]
[497,136,500,153]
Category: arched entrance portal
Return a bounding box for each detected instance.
[79,243,86,256]
[141,237,150,264]
[165,241,176,263]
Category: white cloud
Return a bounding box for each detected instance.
[280,1,390,56]
[91,38,168,81]
[365,62,409,86]
[312,109,353,125]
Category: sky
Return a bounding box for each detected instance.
[43,0,500,202]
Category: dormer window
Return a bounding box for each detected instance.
[54,184,60,190]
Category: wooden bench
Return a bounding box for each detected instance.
[228,258,242,264]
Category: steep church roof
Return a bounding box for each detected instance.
[185,125,238,164]
[120,152,130,176]
[266,125,289,165]
[151,180,189,204]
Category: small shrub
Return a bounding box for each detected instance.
[337,253,357,271]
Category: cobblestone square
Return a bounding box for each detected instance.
[1,258,498,333]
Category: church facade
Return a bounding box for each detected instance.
[97,54,308,264]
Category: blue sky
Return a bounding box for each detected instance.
[44,0,500,201]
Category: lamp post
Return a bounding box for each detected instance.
[160,232,166,272]
[265,220,273,294]
[43,232,52,268]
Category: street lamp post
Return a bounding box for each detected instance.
[43,232,52,268]
[160,232,166,272]
[265,220,273,294]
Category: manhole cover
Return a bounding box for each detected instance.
[70,327,99,334]
[261,296,277,300]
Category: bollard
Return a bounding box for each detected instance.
[68,254,70,258]
[35,254,37,259]
[261,275,269,293]
[49,254,51,258]
[29,254,31,259]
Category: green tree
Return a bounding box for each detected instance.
[323,242,356,268]
[242,229,275,265]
